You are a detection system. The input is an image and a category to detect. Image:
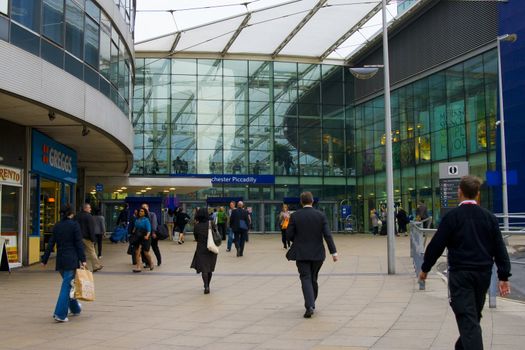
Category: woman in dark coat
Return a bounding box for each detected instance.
[191,208,218,294]
[41,204,87,322]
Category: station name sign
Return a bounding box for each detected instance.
[211,175,275,185]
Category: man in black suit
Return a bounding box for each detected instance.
[229,201,251,257]
[419,176,511,350]
[286,192,337,318]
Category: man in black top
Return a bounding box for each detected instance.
[229,201,250,257]
[75,203,103,272]
[419,175,511,350]
[286,192,337,318]
[416,199,429,228]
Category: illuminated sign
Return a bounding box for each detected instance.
[32,131,77,183]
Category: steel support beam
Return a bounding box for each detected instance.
[271,0,328,59]
[221,13,251,57]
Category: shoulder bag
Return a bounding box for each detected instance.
[207,222,219,254]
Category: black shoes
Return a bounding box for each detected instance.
[204,287,210,294]
[303,307,314,318]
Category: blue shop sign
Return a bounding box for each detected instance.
[31,130,78,183]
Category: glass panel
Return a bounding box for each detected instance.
[12,0,40,31]
[99,28,110,79]
[41,38,64,68]
[110,40,118,86]
[1,185,21,263]
[172,75,196,100]
[0,16,8,41]
[172,58,196,75]
[42,0,64,45]
[10,23,40,55]
[223,60,247,77]
[84,15,99,69]
[171,149,195,174]
[0,0,7,15]
[85,0,99,22]
[197,100,222,124]
[171,123,196,150]
[145,74,169,99]
[197,124,222,150]
[65,0,84,59]
[224,76,247,101]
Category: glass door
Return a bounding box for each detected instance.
[40,179,60,251]
[0,185,22,264]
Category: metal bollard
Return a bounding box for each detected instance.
[488,263,498,308]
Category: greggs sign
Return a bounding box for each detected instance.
[0,165,23,186]
[32,130,77,183]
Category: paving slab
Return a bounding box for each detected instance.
[1,234,524,349]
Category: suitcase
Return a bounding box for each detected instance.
[110,226,128,243]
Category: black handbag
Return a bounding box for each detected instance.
[210,222,222,246]
[285,244,297,261]
[156,224,169,240]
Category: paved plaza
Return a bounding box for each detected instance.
[1,234,525,350]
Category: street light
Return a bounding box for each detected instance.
[348,0,396,274]
[497,33,517,231]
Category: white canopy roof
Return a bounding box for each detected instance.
[135,0,422,64]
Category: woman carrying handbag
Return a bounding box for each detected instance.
[41,204,87,323]
[191,208,218,294]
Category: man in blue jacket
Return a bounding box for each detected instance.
[419,175,511,350]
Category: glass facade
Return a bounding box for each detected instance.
[133,52,497,232]
[0,0,133,116]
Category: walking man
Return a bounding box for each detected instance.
[75,203,103,272]
[226,201,235,252]
[419,175,511,350]
[286,192,337,318]
[229,201,250,257]
[142,203,161,266]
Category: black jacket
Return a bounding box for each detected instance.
[286,206,337,261]
[229,208,250,232]
[75,211,96,242]
[190,221,218,273]
[41,218,86,271]
[421,204,511,281]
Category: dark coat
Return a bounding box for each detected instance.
[286,207,337,261]
[229,208,250,232]
[190,221,218,273]
[176,211,190,230]
[41,218,86,271]
[75,211,96,242]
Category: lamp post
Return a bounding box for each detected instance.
[348,0,395,274]
[497,33,517,231]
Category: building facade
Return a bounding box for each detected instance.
[0,0,135,266]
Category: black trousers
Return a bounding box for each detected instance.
[281,229,290,248]
[449,269,492,350]
[150,237,161,265]
[296,260,324,309]
[234,230,248,256]
[95,234,103,257]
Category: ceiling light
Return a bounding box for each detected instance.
[141,189,146,192]
[117,189,123,192]
[163,190,169,193]
[136,192,142,195]
[169,187,175,190]
[146,187,152,190]
[121,187,127,190]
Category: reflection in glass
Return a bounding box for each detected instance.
[84,16,99,69]
[12,0,40,31]
[65,0,84,59]
[43,0,64,45]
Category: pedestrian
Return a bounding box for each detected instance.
[279,204,291,249]
[142,203,161,266]
[370,208,379,235]
[419,175,511,350]
[229,200,250,257]
[128,209,138,264]
[190,208,218,294]
[216,206,227,240]
[41,204,87,323]
[225,201,235,252]
[116,203,129,228]
[92,207,106,259]
[416,199,429,228]
[166,208,175,241]
[176,207,190,244]
[396,206,409,236]
[75,203,103,272]
[286,191,337,318]
[132,207,154,273]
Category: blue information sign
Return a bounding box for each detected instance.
[341,205,351,218]
[95,183,103,192]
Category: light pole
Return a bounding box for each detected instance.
[348,0,395,274]
[381,0,395,275]
[497,33,517,231]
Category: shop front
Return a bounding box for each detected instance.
[29,131,77,263]
[0,165,23,267]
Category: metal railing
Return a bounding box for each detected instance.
[410,219,524,308]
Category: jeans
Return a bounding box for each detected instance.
[54,270,81,320]
[226,227,234,250]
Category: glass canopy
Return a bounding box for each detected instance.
[135,0,422,64]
